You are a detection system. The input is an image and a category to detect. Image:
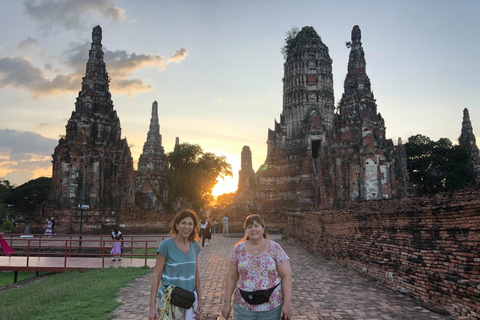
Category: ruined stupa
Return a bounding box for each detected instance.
[48,25,135,212]
[135,101,168,212]
[247,25,411,211]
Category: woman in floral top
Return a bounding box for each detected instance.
[221,214,293,320]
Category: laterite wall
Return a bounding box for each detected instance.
[284,188,480,319]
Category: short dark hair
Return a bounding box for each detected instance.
[170,210,200,242]
[242,214,269,241]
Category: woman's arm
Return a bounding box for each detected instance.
[148,254,165,320]
[278,260,293,319]
[221,261,239,319]
[194,256,203,318]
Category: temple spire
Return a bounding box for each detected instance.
[459,108,480,183]
[141,101,163,155]
[344,25,371,97]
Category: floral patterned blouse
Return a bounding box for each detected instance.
[229,240,289,311]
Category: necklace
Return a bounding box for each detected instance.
[254,249,259,254]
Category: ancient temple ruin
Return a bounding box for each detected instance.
[234,146,256,209]
[47,26,135,212]
[459,108,480,183]
[245,25,411,211]
[135,101,168,212]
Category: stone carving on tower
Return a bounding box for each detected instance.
[459,108,480,184]
[135,101,168,212]
[252,25,411,211]
[48,25,135,212]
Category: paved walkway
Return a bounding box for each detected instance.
[112,234,453,320]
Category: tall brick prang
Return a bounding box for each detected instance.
[48,25,135,211]
[459,107,480,184]
[135,101,168,212]
[251,25,411,211]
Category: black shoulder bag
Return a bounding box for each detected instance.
[169,286,195,309]
[239,283,280,305]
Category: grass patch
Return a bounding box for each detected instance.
[130,248,158,259]
[0,271,50,287]
[0,267,152,320]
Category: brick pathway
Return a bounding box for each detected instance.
[112,234,453,320]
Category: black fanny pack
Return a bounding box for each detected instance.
[168,286,195,309]
[239,283,280,305]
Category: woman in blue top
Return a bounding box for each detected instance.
[148,210,203,320]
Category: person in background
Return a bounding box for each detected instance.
[222,215,229,234]
[44,220,53,238]
[50,217,55,235]
[198,217,208,247]
[204,217,212,246]
[221,214,293,320]
[148,210,203,320]
[110,233,123,261]
[111,228,124,259]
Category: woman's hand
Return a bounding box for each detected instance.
[147,305,158,320]
[194,301,203,319]
[221,302,232,319]
[280,301,293,319]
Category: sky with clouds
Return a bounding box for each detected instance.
[1,0,479,195]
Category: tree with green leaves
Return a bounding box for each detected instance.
[3,177,51,219]
[405,134,474,196]
[281,26,300,60]
[165,142,232,209]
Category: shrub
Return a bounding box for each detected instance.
[2,220,13,232]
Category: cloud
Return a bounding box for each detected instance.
[65,42,169,95]
[23,0,126,31]
[0,129,58,186]
[167,48,188,64]
[0,40,186,96]
[18,37,39,50]
[214,98,226,103]
[0,56,80,96]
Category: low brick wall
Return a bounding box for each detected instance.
[284,188,480,319]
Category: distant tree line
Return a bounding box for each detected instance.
[0,177,51,228]
[404,134,475,196]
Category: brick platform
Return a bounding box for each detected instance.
[112,234,453,320]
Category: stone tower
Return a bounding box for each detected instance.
[459,108,480,183]
[256,26,335,209]
[325,25,401,203]
[235,146,256,208]
[253,25,411,211]
[135,101,168,212]
[48,25,135,211]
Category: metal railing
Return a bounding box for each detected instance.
[0,234,170,269]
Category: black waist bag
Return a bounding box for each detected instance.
[170,286,195,309]
[239,283,279,305]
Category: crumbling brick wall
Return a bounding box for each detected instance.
[284,188,480,319]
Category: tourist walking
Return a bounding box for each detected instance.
[148,210,203,320]
[204,217,212,246]
[44,220,53,237]
[222,215,229,234]
[221,214,293,320]
[199,217,209,247]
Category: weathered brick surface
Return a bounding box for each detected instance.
[284,188,480,319]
